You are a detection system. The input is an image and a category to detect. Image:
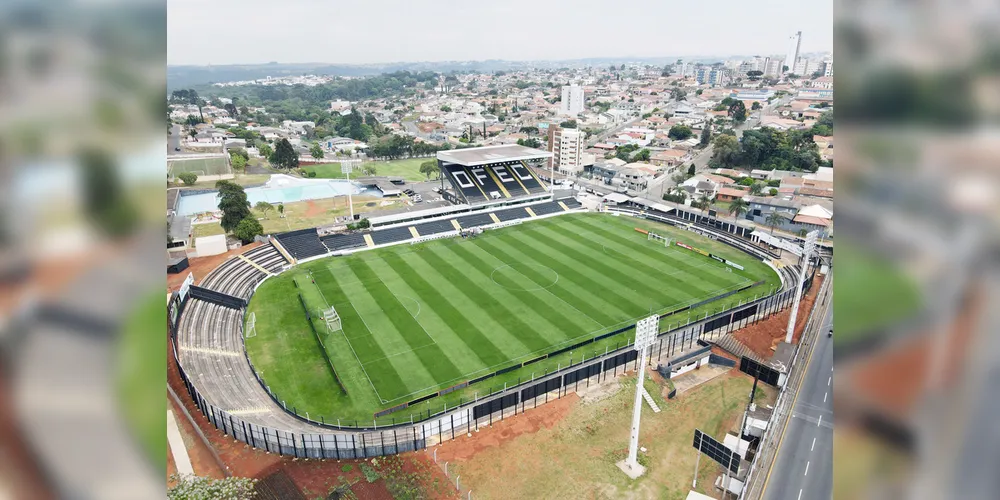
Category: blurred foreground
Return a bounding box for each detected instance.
[0,1,165,498]
[834,0,1000,499]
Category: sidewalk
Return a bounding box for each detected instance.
[166,409,194,476]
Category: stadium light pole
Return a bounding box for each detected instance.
[343,161,355,220]
[617,315,658,479]
[784,230,817,343]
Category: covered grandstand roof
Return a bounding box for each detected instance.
[437,144,552,166]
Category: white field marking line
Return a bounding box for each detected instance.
[811,437,816,451]
[316,275,387,404]
[488,261,607,331]
[360,341,440,367]
[363,269,438,346]
[804,461,810,476]
[489,264,560,292]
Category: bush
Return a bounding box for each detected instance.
[177,172,198,186]
[767,179,781,187]
[769,188,778,196]
[341,464,353,472]
[360,462,380,483]
[346,218,371,231]
[233,216,263,243]
[307,171,317,178]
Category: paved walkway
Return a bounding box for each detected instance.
[672,364,731,395]
[166,409,194,475]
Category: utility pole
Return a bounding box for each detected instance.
[617,315,658,479]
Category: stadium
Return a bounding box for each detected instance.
[168,145,805,458]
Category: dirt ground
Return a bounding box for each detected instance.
[435,371,761,500]
[166,242,261,293]
[304,199,324,218]
[732,275,825,359]
[166,342,456,499]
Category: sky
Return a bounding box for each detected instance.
[167,0,832,66]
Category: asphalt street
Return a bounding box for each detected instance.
[762,289,834,500]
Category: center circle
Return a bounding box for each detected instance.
[490,263,559,291]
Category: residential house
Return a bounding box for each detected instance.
[716,186,749,203]
[681,173,731,199]
[619,166,654,191]
[745,196,800,232]
[590,162,622,184]
[650,149,689,171]
[713,168,747,179]
[750,169,771,180]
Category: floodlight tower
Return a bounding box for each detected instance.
[785,230,818,343]
[343,161,356,220]
[618,314,659,479]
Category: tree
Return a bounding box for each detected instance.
[749,182,765,196]
[168,475,256,500]
[671,88,688,101]
[277,203,285,218]
[228,147,249,162]
[711,134,741,167]
[668,125,694,140]
[177,172,198,186]
[80,148,138,238]
[230,154,247,177]
[216,180,251,233]
[559,120,577,129]
[419,160,438,180]
[362,164,377,176]
[728,198,749,218]
[769,188,779,196]
[751,101,762,111]
[233,216,264,243]
[440,105,452,112]
[271,138,299,169]
[700,119,713,147]
[254,201,273,219]
[634,149,651,162]
[517,138,542,148]
[728,100,747,123]
[258,143,273,161]
[687,164,696,176]
[310,143,324,159]
[765,211,785,235]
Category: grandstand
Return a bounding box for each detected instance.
[198,244,288,301]
[436,145,553,205]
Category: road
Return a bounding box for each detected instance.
[761,283,833,500]
[169,124,182,153]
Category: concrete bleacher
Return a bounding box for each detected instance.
[530,202,564,216]
[275,229,329,260]
[370,226,414,246]
[321,232,368,252]
[561,198,583,209]
[199,244,288,302]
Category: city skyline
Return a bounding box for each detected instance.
[168,0,832,66]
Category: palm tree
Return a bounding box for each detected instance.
[728,198,749,218]
[277,203,285,218]
[765,211,785,235]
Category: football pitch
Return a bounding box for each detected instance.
[246,213,780,422]
[168,156,230,177]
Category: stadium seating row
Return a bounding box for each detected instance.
[275,229,330,260]
[321,232,367,252]
[440,161,547,204]
[199,244,288,301]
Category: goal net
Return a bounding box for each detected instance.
[647,232,671,247]
[323,306,342,332]
[245,312,257,338]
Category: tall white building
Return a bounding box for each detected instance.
[822,58,833,77]
[784,31,802,73]
[559,84,585,116]
[547,126,584,173]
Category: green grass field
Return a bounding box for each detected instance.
[246,213,780,422]
[303,158,431,182]
[834,240,922,344]
[168,157,230,177]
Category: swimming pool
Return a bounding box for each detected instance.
[175,175,376,216]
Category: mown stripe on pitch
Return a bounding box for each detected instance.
[552,218,734,294]
[473,237,620,327]
[524,225,689,305]
[415,247,553,354]
[313,266,410,399]
[347,259,464,386]
[441,242,591,343]
[377,253,509,370]
[395,251,533,359]
[503,230,654,319]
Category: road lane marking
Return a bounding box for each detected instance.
[817,415,822,427]
[828,376,831,386]
[798,489,803,500]
[811,438,816,451]
[804,461,810,476]
[824,392,828,403]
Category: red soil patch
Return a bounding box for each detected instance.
[303,199,324,218]
[432,393,579,463]
[732,275,825,359]
[167,242,262,292]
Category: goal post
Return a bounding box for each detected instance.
[244,312,257,338]
[323,306,342,332]
[647,231,671,248]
